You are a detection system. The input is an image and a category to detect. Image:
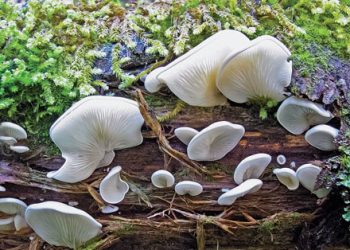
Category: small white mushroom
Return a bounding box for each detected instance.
[101,205,119,214]
[0,198,28,231]
[0,122,27,140]
[187,121,245,161]
[305,125,339,151]
[218,179,263,205]
[216,35,292,103]
[175,181,203,196]
[9,145,30,153]
[0,217,15,231]
[47,96,144,183]
[0,185,6,192]
[14,214,28,231]
[233,153,272,184]
[174,127,199,145]
[25,201,102,249]
[276,154,287,165]
[296,164,330,198]
[277,96,333,135]
[0,136,17,146]
[151,170,175,188]
[145,30,250,107]
[273,168,299,190]
[99,166,129,204]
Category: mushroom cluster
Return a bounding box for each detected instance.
[0,122,30,154]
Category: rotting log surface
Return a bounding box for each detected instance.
[0,92,346,250]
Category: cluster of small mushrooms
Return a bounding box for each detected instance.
[0,122,30,155]
[0,29,339,249]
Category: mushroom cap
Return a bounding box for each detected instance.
[151,170,175,188]
[0,185,6,192]
[48,96,144,183]
[9,146,30,153]
[216,35,292,103]
[145,30,250,107]
[174,127,199,145]
[0,136,17,146]
[99,166,129,204]
[305,125,338,151]
[233,153,272,184]
[277,96,333,135]
[273,168,299,190]
[175,181,203,196]
[187,121,245,161]
[101,205,119,214]
[13,214,28,231]
[0,122,27,140]
[25,201,102,249]
[218,179,263,205]
[0,198,27,216]
[0,217,15,231]
[296,164,330,198]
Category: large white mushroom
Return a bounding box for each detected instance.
[99,166,129,204]
[304,125,339,151]
[187,121,245,161]
[233,153,271,184]
[296,164,330,198]
[218,179,263,205]
[273,168,299,190]
[0,198,28,231]
[25,201,102,249]
[216,35,292,104]
[276,96,333,135]
[145,30,250,107]
[47,96,144,183]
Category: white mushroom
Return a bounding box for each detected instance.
[99,166,129,204]
[47,96,144,183]
[25,201,102,249]
[174,127,199,145]
[9,145,30,153]
[276,96,333,135]
[145,30,250,107]
[273,168,299,190]
[233,153,272,184]
[151,170,175,188]
[101,205,119,214]
[218,179,263,205]
[0,136,17,146]
[296,164,330,198]
[0,198,28,231]
[305,125,339,151]
[0,122,27,140]
[0,185,6,192]
[175,181,203,196]
[187,121,245,161]
[276,154,287,165]
[216,35,292,103]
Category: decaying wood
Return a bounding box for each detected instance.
[0,90,344,249]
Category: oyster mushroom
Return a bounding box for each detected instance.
[305,124,338,151]
[0,198,28,231]
[47,96,144,183]
[187,121,245,161]
[273,168,299,190]
[9,145,30,153]
[233,153,271,184]
[218,179,263,205]
[99,166,129,204]
[0,136,17,146]
[296,164,330,198]
[216,35,292,103]
[145,30,250,106]
[151,170,175,188]
[0,122,27,140]
[277,96,333,135]
[175,181,203,196]
[174,127,199,145]
[25,201,102,249]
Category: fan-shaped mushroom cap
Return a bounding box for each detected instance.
[218,179,263,205]
[296,164,330,198]
[47,96,144,183]
[174,127,199,145]
[273,168,299,190]
[145,30,250,107]
[277,96,333,135]
[175,181,203,196]
[305,125,338,151]
[101,205,119,214]
[233,153,271,184]
[216,35,292,104]
[0,185,5,192]
[188,121,245,161]
[9,146,29,153]
[151,170,175,188]
[0,198,28,231]
[25,201,102,249]
[0,122,27,140]
[100,166,129,204]
[0,136,17,146]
